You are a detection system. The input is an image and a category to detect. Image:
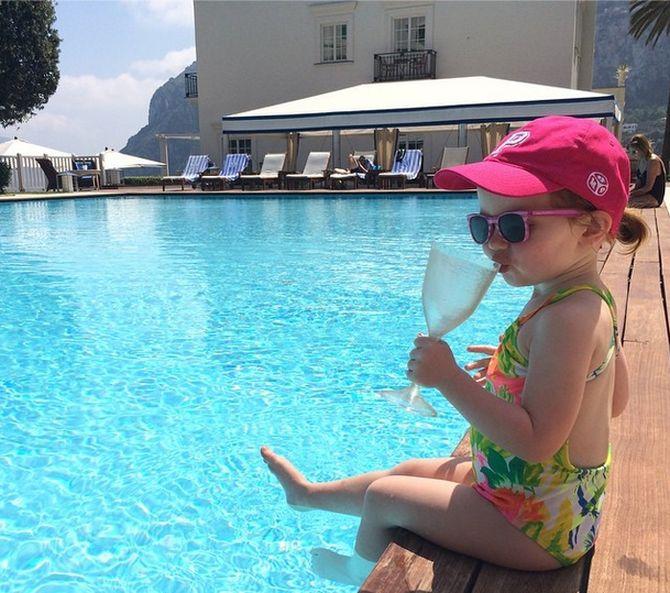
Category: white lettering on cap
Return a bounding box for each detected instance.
[489,131,531,157]
[587,172,609,197]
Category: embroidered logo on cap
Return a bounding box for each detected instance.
[489,131,531,157]
[587,172,609,197]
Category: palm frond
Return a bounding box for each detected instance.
[629,0,670,47]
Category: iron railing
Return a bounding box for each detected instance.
[185,72,198,98]
[373,49,437,82]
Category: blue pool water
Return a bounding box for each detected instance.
[0,196,531,593]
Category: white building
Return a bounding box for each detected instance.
[191,0,596,171]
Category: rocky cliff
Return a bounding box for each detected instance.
[121,62,199,174]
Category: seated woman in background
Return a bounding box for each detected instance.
[347,154,371,174]
[333,154,372,176]
[628,134,666,208]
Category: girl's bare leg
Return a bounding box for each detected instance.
[312,474,560,586]
[260,446,473,517]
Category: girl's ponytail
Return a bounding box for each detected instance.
[616,209,649,255]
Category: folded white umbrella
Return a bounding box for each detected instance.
[100,149,165,169]
[0,137,72,157]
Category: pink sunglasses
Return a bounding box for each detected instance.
[467,209,585,244]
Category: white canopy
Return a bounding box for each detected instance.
[0,137,72,157]
[221,76,619,134]
[100,149,165,170]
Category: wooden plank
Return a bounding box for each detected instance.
[620,260,667,345]
[588,219,670,592]
[654,208,670,341]
[472,554,589,593]
[600,243,633,338]
[360,529,479,593]
[634,209,660,264]
[588,341,670,593]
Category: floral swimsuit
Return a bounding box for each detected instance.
[471,284,618,566]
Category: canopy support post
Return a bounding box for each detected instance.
[332,129,341,169]
[221,134,228,165]
[458,124,467,148]
[158,135,169,176]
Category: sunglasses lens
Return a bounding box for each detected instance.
[468,215,490,244]
[498,213,526,243]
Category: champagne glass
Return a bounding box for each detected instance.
[378,242,499,417]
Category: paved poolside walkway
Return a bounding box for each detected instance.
[0,185,463,202]
[361,203,670,593]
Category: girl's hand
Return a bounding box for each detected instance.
[464,345,497,384]
[407,335,461,390]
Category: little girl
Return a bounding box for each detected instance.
[261,116,648,586]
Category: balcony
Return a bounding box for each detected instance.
[373,49,437,83]
[185,72,198,98]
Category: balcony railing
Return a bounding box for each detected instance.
[373,49,437,83]
[185,72,198,98]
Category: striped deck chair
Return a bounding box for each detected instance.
[285,151,331,189]
[240,153,286,190]
[425,146,469,188]
[377,149,423,189]
[201,153,250,190]
[162,154,211,191]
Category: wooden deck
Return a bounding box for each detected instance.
[361,205,670,593]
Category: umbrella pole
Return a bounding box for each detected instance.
[16,153,24,192]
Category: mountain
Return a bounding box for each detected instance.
[593,0,670,145]
[121,61,199,175]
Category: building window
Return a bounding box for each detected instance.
[393,16,425,51]
[229,138,252,155]
[398,136,424,151]
[321,22,348,62]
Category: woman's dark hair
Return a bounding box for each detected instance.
[628,134,653,159]
[550,190,648,255]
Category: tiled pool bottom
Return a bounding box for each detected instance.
[0,196,531,592]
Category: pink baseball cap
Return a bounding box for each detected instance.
[434,115,630,231]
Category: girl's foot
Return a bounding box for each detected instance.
[311,548,375,586]
[260,446,312,511]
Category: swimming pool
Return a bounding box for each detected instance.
[0,196,531,593]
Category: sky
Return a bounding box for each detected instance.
[2,0,196,154]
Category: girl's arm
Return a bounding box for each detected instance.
[612,347,630,418]
[411,295,600,462]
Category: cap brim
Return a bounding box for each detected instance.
[434,161,563,197]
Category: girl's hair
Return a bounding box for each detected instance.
[550,190,649,255]
[628,134,653,159]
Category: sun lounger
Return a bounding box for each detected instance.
[201,153,250,190]
[162,154,211,191]
[329,151,376,189]
[377,149,423,189]
[240,153,286,190]
[425,146,469,188]
[285,151,331,189]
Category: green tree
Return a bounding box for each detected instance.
[0,0,61,127]
[630,0,670,172]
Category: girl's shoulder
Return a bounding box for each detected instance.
[519,283,614,325]
[517,284,615,358]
